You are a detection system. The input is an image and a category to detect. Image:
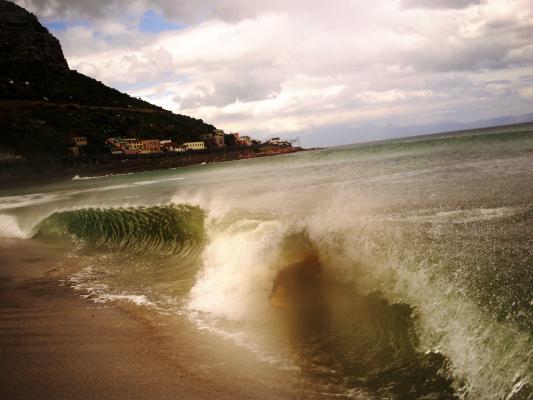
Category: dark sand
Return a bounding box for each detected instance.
[0,239,295,400]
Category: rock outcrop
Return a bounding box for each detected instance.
[0,0,68,72]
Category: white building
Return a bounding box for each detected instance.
[182,142,206,151]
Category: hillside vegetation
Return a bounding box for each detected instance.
[0,0,215,160]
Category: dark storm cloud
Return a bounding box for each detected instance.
[14,0,362,24]
[392,13,533,73]
[178,78,281,109]
[404,40,514,72]
[15,0,119,19]
[520,75,533,83]
[14,0,275,23]
[401,0,484,9]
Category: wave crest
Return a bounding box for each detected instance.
[0,214,29,238]
[35,204,206,255]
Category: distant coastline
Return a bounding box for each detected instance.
[0,145,310,190]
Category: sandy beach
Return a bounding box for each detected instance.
[0,239,293,400]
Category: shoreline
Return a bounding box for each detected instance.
[0,146,312,191]
[0,238,293,399]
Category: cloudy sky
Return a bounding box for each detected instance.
[15,0,533,146]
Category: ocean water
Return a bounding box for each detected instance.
[1,124,532,399]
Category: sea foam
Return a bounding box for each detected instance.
[0,214,29,238]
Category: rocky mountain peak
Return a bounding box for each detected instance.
[0,0,69,72]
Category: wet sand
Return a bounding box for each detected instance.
[0,239,293,400]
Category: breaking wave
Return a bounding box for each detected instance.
[8,199,528,399]
[187,212,532,399]
[34,204,206,255]
[0,213,29,238]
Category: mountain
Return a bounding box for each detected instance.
[0,0,68,72]
[0,0,215,159]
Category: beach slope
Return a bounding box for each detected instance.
[0,239,288,400]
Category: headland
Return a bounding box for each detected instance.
[0,0,307,189]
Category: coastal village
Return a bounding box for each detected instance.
[74,130,293,157]
[0,130,294,161]
[0,128,300,181]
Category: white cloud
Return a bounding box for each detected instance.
[519,86,533,99]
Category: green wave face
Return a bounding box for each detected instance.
[35,205,206,255]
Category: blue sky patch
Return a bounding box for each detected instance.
[43,21,68,32]
[139,10,185,33]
